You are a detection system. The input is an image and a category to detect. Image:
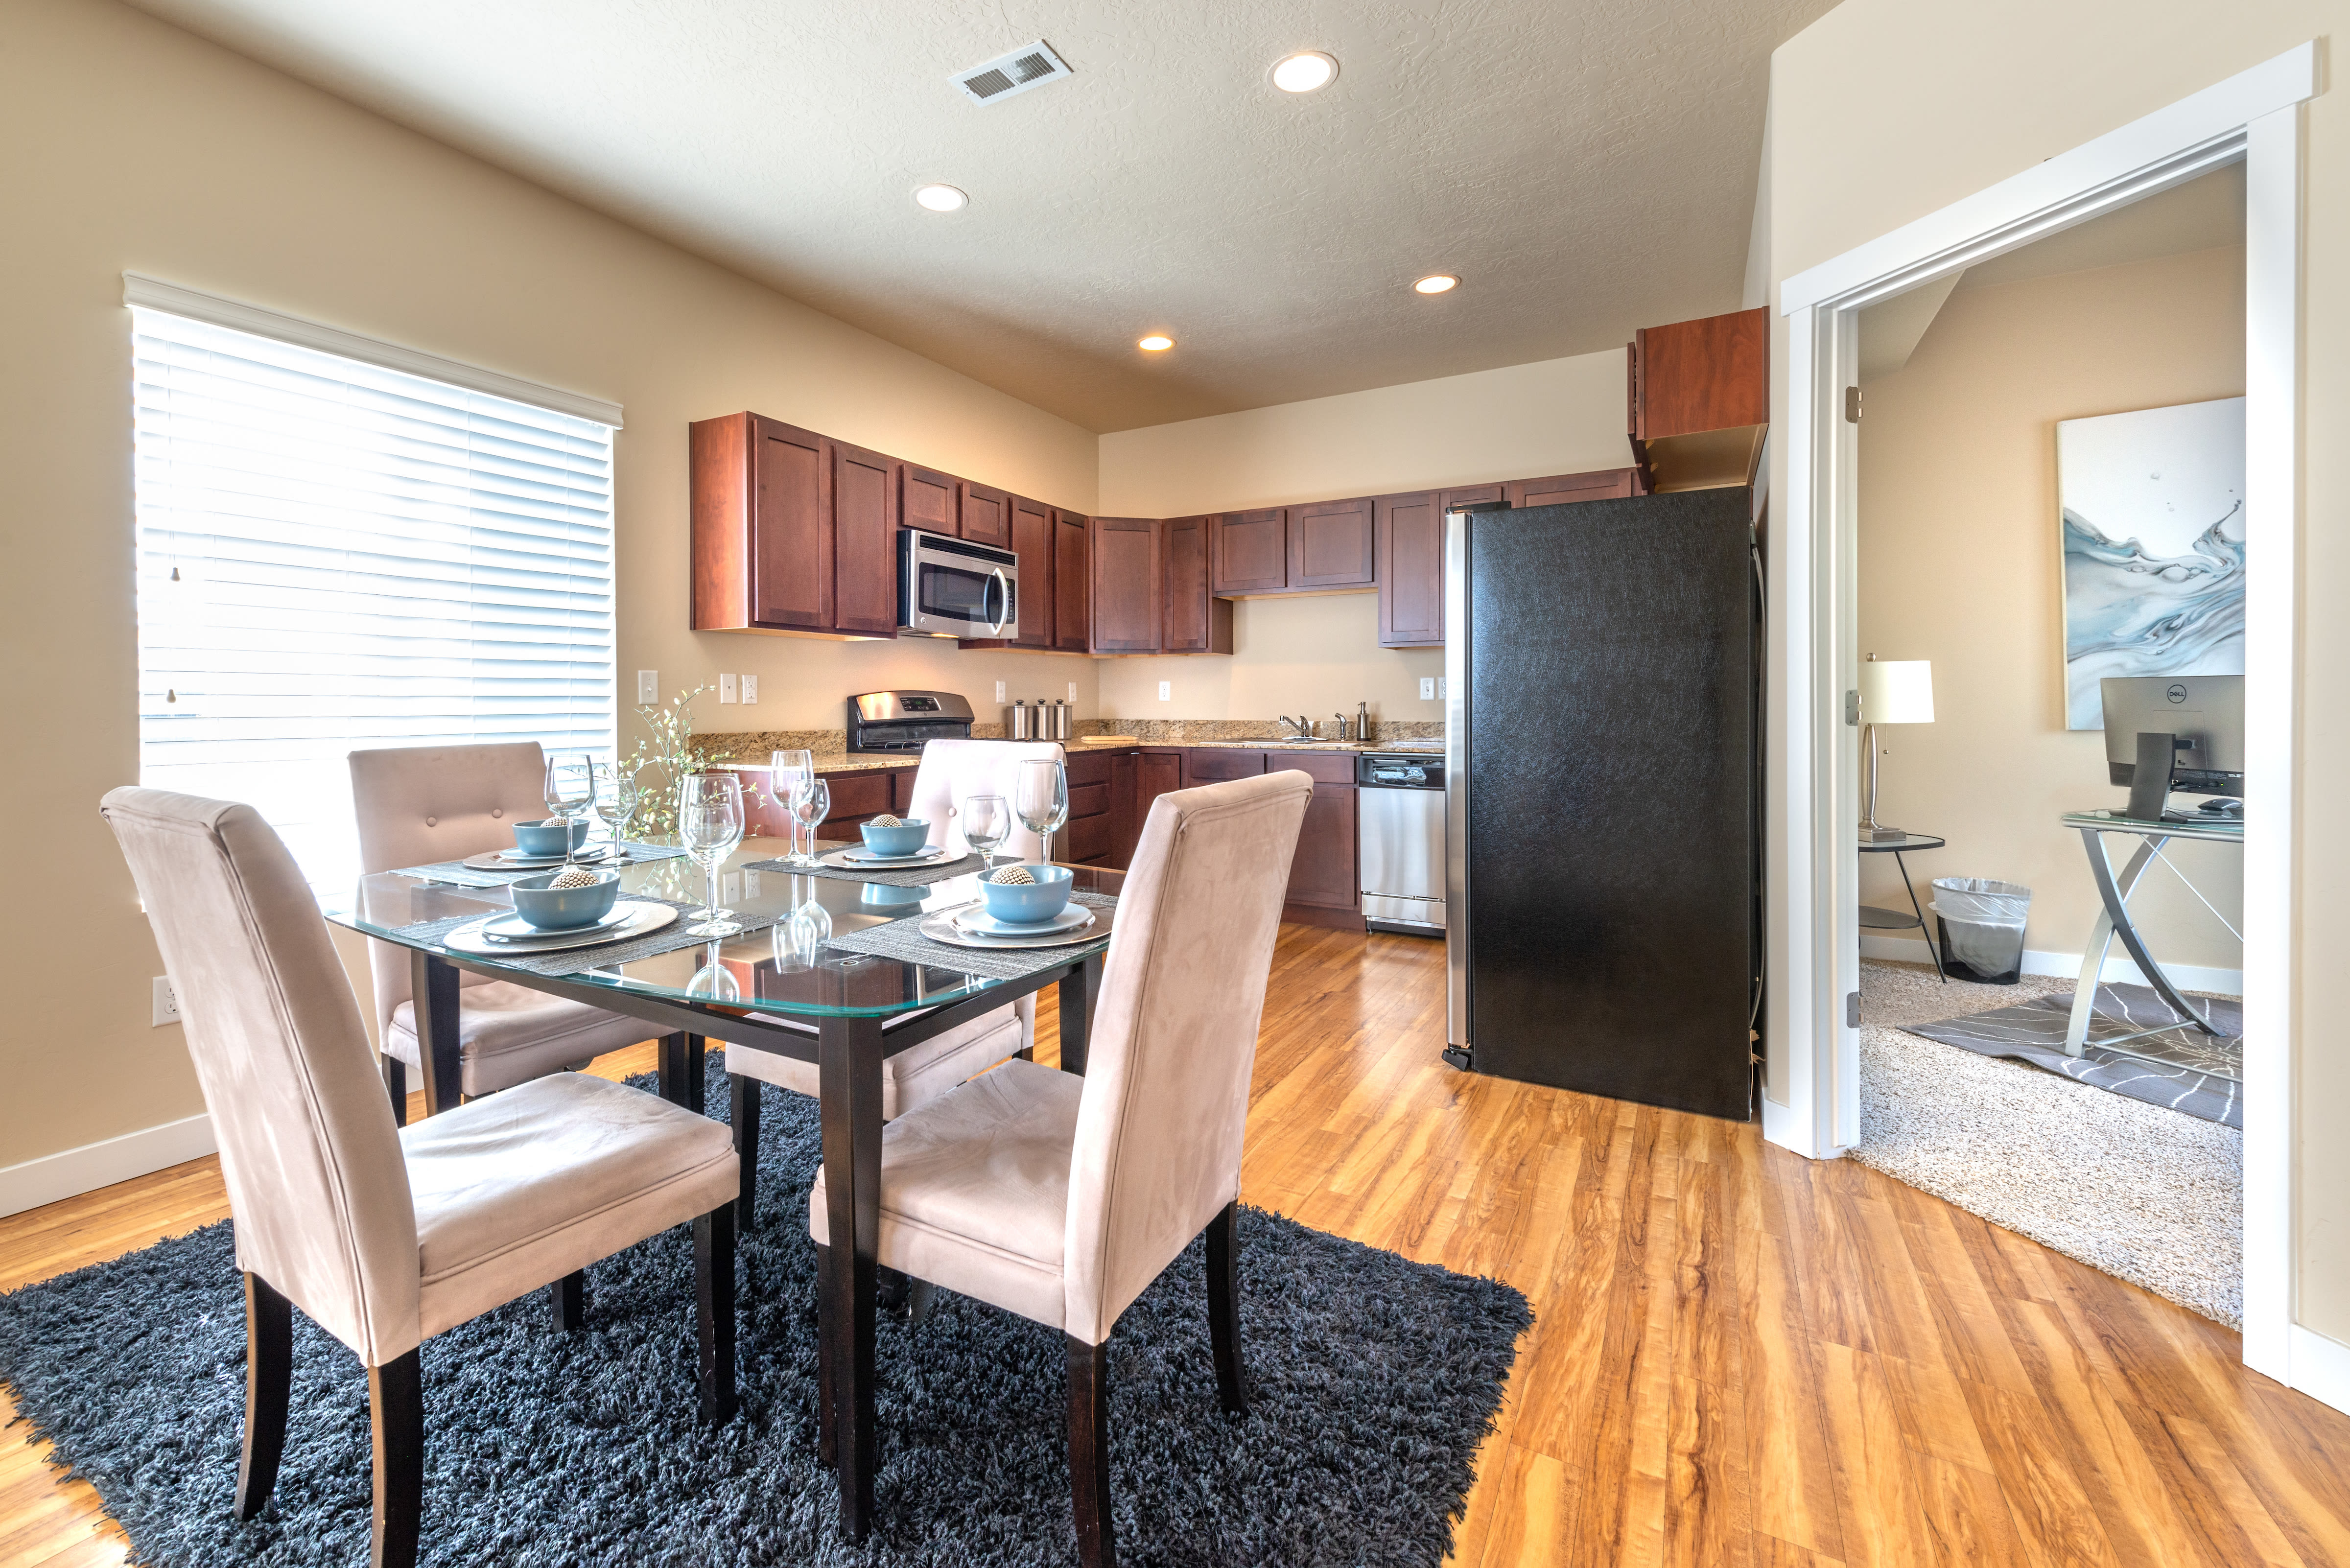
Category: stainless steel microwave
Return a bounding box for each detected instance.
[898,528,1017,639]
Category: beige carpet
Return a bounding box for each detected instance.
[1854,958,2242,1327]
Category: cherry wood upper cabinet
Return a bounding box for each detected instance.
[900,464,960,538]
[1628,307,1768,492]
[1506,469,1640,509]
[1006,496,1055,649]
[1211,508,1289,593]
[1374,491,1443,649]
[829,440,900,637]
[1089,517,1163,654]
[1289,497,1375,588]
[1052,509,1090,654]
[961,482,1012,548]
[1160,515,1234,655]
[691,412,834,634]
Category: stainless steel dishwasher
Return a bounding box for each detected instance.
[1357,750,1446,935]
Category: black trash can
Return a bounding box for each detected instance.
[1929,877,2031,984]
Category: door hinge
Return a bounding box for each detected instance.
[1845,386,1863,423]
[1845,991,1861,1029]
[1844,689,1860,726]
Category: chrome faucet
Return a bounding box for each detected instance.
[1277,714,1313,740]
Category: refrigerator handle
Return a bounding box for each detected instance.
[1444,510,1472,1057]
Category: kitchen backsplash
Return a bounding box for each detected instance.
[690,716,1437,762]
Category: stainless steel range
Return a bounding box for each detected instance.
[1357,750,1446,935]
[845,690,975,753]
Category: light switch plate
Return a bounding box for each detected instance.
[740,675,758,704]
[152,975,181,1028]
[1067,682,1077,702]
[718,674,739,703]
[636,670,658,705]
[1419,677,1435,700]
[1157,681,1171,702]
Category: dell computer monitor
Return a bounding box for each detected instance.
[2100,674,2244,796]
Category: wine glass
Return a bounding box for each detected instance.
[1014,759,1069,865]
[771,749,815,865]
[679,773,745,937]
[687,941,741,1003]
[962,793,1009,874]
[592,761,641,858]
[773,888,831,974]
[543,753,594,866]
[792,777,831,864]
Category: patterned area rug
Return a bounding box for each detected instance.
[1899,982,2242,1128]
[0,1066,1532,1567]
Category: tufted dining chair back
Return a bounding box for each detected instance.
[348,742,549,1033]
[1058,770,1312,1345]
[100,787,423,1365]
[904,738,1068,861]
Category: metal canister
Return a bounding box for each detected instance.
[1008,702,1035,740]
[1049,700,1072,740]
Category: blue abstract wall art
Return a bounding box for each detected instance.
[2057,397,2246,730]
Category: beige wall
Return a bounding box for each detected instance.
[1764,0,2350,1341]
[0,0,1098,1173]
[1094,348,1631,721]
[1859,246,2246,970]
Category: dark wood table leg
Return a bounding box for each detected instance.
[819,1009,883,1541]
[1057,950,1105,1076]
[408,951,462,1116]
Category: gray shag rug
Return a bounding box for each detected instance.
[0,1065,1530,1566]
[1855,960,2242,1328]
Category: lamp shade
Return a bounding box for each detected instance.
[1859,659,1934,724]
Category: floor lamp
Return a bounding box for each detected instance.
[1859,656,1934,842]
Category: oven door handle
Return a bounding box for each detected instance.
[986,567,1011,634]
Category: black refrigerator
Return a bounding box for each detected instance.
[1442,488,1761,1121]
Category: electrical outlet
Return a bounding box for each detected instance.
[1067,681,1077,702]
[636,670,658,704]
[740,675,758,704]
[1157,681,1172,702]
[1419,677,1435,700]
[1437,677,1449,699]
[152,975,181,1027]
[994,680,1007,703]
[718,674,739,704]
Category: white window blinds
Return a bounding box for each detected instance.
[133,306,616,891]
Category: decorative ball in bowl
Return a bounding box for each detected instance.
[508,868,620,929]
[514,818,591,857]
[858,818,931,857]
[979,864,1074,925]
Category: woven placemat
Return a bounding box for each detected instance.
[740,849,986,888]
[390,895,780,977]
[391,842,688,889]
[823,890,1117,981]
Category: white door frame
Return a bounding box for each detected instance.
[1767,43,2317,1394]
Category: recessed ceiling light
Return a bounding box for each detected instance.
[1270,51,1338,93]
[913,184,968,212]
[1413,274,1459,295]
[1138,334,1175,352]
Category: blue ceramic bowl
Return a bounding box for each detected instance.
[979,864,1075,925]
[859,819,931,857]
[859,882,926,912]
[514,818,591,857]
[508,869,620,930]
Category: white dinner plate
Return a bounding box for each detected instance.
[462,845,616,870]
[442,902,677,957]
[951,904,1094,938]
[478,905,634,941]
[822,845,950,868]
[917,904,1113,950]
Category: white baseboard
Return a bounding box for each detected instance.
[2288,1325,2350,1418]
[1859,933,2242,995]
[0,1113,217,1220]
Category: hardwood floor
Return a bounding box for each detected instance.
[4,925,2348,1566]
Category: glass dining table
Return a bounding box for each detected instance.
[324,836,1125,1545]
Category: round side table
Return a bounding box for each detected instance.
[1858,831,1947,983]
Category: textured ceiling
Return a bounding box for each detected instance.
[125,0,1835,432]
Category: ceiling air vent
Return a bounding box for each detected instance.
[951,41,1073,106]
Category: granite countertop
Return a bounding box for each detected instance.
[719,753,919,774]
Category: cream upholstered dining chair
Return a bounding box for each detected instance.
[101,788,740,1568]
[808,770,1311,1568]
[723,738,1065,1221]
[350,743,661,1117]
